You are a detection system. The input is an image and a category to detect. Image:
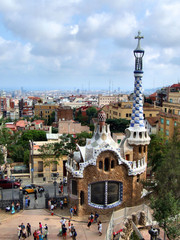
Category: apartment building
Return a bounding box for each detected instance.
[98,94,128,107]
[34,103,58,121]
[103,102,160,120]
[158,84,180,139]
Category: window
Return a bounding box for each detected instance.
[139,132,142,138]
[160,118,164,124]
[170,99,173,103]
[89,181,123,209]
[166,130,169,136]
[51,162,57,171]
[149,114,152,117]
[99,161,103,170]
[118,139,121,144]
[137,174,140,183]
[144,146,146,153]
[174,121,177,126]
[126,154,130,160]
[104,158,109,171]
[161,128,163,132]
[111,160,115,169]
[166,120,169,126]
[126,113,128,117]
[72,180,77,195]
[80,191,84,205]
[164,108,167,113]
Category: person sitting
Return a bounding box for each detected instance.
[5,206,11,212]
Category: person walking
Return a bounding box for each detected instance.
[72,228,77,240]
[34,193,38,209]
[62,224,67,240]
[33,230,38,240]
[44,224,48,239]
[39,222,43,233]
[11,202,15,214]
[22,227,27,239]
[87,218,91,229]
[98,221,102,236]
[16,201,20,212]
[48,199,51,211]
[94,212,99,223]
[27,196,30,207]
[26,223,31,237]
[70,206,73,219]
[17,225,21,240]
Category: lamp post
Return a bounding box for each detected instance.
[10,175,14,201]
[51,173,59,198]
[29,140,34,184]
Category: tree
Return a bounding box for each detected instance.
[106,118,130,133]
[86,107,98,123]
[151,191,180,240]
[75,132,92,146]
[148,133,167,171]
[47,111,55,126]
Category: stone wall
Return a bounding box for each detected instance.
[0,192,23,210]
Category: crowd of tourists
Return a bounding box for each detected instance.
[17,222,48,240]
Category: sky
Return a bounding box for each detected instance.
[0,0,180,91]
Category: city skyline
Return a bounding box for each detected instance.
[0,0,179,91]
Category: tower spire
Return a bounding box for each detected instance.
[125,31,150,145]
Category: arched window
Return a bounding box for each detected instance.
[133,132,136,138]
[104,158,109,171]
[111,160,115,169]
[139,132,142,138]
[99,161,103,169]
[89,181,123,209]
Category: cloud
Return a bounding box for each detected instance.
[0,0,179,90]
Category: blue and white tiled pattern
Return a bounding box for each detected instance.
[130,76,144,128]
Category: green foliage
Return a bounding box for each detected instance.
[151,192,180,240]
[47,111,55,126]
[21,130,47,142]
[86,107,98,123]
[148,133,167,171]
[106,118,130,133]
[52,127,58,133]
[130,231,140,240]
[76,132,92,146]
[150,128,180,240]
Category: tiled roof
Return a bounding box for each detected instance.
[146,117,159,126]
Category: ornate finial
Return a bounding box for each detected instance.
[135,31,144,50]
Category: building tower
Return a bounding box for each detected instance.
[126,31,150,147]
[65,32,150,216]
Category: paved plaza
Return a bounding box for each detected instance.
[0,209,108,240]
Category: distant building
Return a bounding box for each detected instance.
[103,102,160,120]
[55,106,73,122]
[98,94,128,107]
[58,120,90,135]
[145,117,159,135]
[30,140,67,180]
[158,83,180,139]
[34,103,58,121]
